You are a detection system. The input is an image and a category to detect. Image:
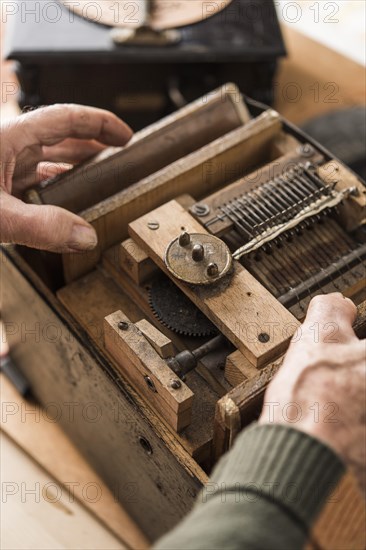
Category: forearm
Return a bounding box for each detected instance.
[154,424,345,550]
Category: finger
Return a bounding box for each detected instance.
[0,191,97,253]
[42,139,106,163]
[3,105,133,189]
[8,104,133,151]
[298,293,357,345]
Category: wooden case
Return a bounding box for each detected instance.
[2,84,366,545]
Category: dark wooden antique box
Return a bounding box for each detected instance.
[4,0,285,129]
[2,85,366,545]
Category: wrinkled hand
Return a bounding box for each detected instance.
[1,104,132,253]
[259,293,366,493]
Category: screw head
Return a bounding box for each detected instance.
[179,231,190,247]
[192,243,204,262]
[258,332,270,343]
[192,203,210,217]
[147,221,160,230]
[207,262,219,277]
[118,321,129,331]
[299,144,314,158]
[170,379,182,390]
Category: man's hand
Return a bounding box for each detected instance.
[1,104,133,253]
[259,293,365,493]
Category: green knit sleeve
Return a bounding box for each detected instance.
[154,423,345,550]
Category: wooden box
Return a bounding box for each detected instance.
[2,84,365,544]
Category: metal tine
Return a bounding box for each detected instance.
[235,196,266,225]
[302,165,330,191]
[251,251,290,292]
[230,197,262,228]
[281,171,312,201]
[275,177,306,206]
[312,223,352,287]
[261,180,293,217]
[221,204,253,238]
[236,198,269,236]
[247,190,276,220]
[290,173,324,201]
[272,179,302,210]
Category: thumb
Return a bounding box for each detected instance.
[300,293,357,345]
[0,192,97,253]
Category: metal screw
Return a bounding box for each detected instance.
[170,379,182,390]
[192,243,204,262]
[192,203,210,217]
[179,231,190,247]
[258,332,270,343]
[118,321,129,331]
[147,221,160,230]
[207,262,219,277]
[299,144,314,158]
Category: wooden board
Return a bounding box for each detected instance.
[2,247,206,541]
[104,310,193,431]
[129,200,299,367]
[1,377,148,550]
[62,109,281,282]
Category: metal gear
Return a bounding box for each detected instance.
[148,276,218,338]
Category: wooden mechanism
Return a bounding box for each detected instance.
[6,84,365,541]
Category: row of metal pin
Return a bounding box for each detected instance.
[219,164,330,240]
[244,219,365,312]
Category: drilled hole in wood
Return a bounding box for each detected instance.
[138,436,153,455]
[144,375,157,392]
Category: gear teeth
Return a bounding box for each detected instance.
[148,281,217,338]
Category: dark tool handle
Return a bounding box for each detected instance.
[0,355,30,397]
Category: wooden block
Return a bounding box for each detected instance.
[120,238,158,284]
[224,350,259,386]
[62,109,281,282]
[129,200,299,367]
[318,160,366,231]
[213,356,284,461]
[104,310,194,432]
[135,319,175,359]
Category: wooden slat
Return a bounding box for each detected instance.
[62,109,282,282]
[213,356,284,461]
[129,200,299,367]
[135,319,175,359]
[104,310,193,432]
